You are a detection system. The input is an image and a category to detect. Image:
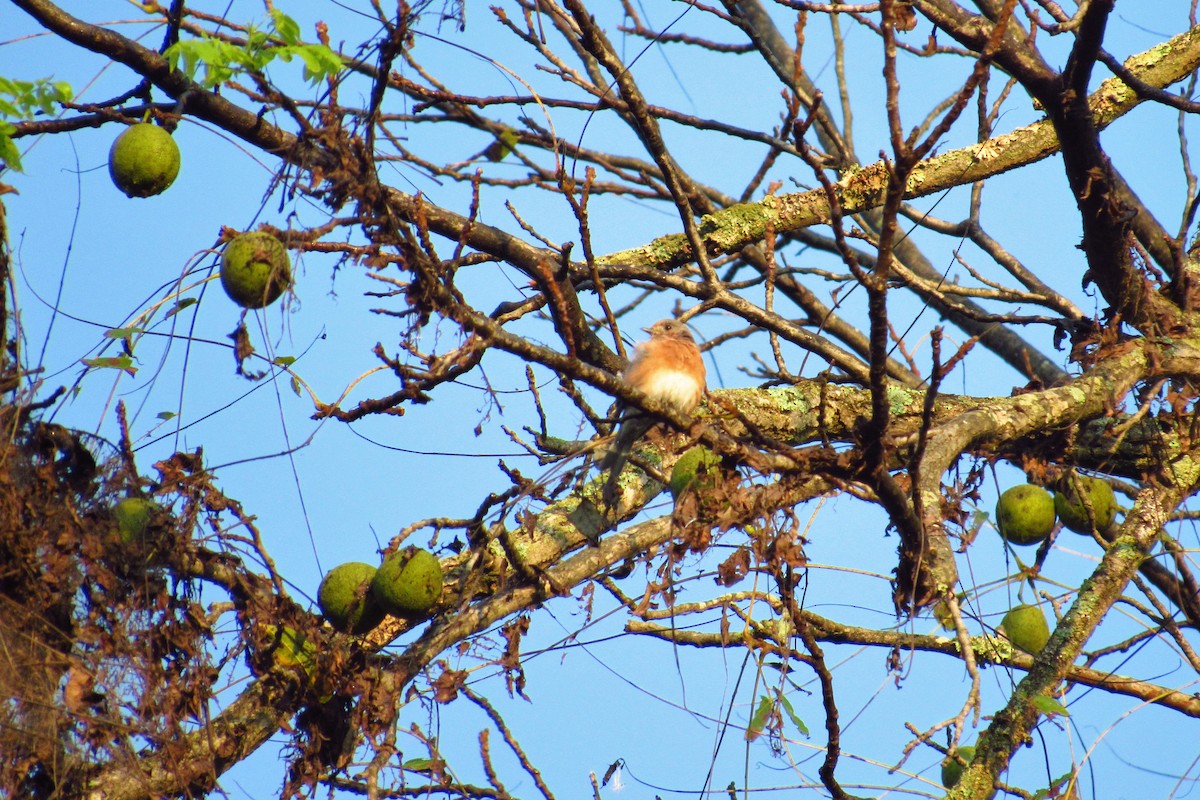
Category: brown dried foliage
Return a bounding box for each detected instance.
[0,393,400,798]
[0,408,214,797]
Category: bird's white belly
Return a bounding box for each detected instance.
[642,369,700,408]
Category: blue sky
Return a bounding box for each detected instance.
[4,2,1200,797]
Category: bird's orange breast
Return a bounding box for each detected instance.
[624,337,706,413]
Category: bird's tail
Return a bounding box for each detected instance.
[601,414,653,507]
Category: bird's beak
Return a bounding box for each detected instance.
[641,325,654,334]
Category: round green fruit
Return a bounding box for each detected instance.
[318,561,386,634]
[115,497,156,543]
[219,231,292,309]
[669,446,721,498]
[1054,476,1117,534]
[1002,603,1050,654]
[108,123,180,198]
[371,546,443,617]
[941,745,975,789]
[995,484,1056,546]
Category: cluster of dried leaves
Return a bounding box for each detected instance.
[0,407,211,795]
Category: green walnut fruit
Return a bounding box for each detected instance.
[1055,476,1117,534]
[115,496,157,543]
[995,484,1056,546]
[669,446,721,498]
[318,561,386,634]
[219,231,292,309]
[371,546,443,617]
[1002,603,1050,654]
[108,122,180,198]
[941,745,975,789]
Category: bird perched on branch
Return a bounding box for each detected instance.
[601,318,706,506]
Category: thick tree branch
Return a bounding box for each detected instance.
[599,22,1200,272]
[727,0,1067,385]
[915,0,1190,328]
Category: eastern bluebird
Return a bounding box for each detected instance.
[601,319,707,505]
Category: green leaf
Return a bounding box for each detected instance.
[779,694,809,737]
[0,133,21,172]
[402,757,436,771]
[0,76,73,170]
[165,33,340,88]
[243,26,271,59]
[270,9,301,45]
[290,375,301,397]
[105,326,144,340]
[82,356,137,376]
[745,694,772,741]
[483,129,521,162]
[273,355,297,366]
[165,38,245,88]
[1031,695,1069,717]
[165,297,199,319]
[156,411,177,421]
[1035,770,1078,800]
[0,76,72,118]
[1030,770,1078,800]
[164,40,194,78]
[293,44,343,83]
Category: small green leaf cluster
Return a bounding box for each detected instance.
[164,10,342,89]
[0,76,73,170]
[746,688,808,742]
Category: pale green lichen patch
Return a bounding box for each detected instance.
[885,385,918,416]
[700,202,775,252]
[563,495,607,543]
[1126,42,1171,71]
[836,162,889,213]
[1168,454,1200,488]
[776,191,831,229]
[766,385,813,414]
[953,634,1013,661]
[596,231,690,269]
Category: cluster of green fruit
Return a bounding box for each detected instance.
[988,477,1116,660]
[995,475,1117,546]
[317,546,444,634]
[108,122,293,310]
